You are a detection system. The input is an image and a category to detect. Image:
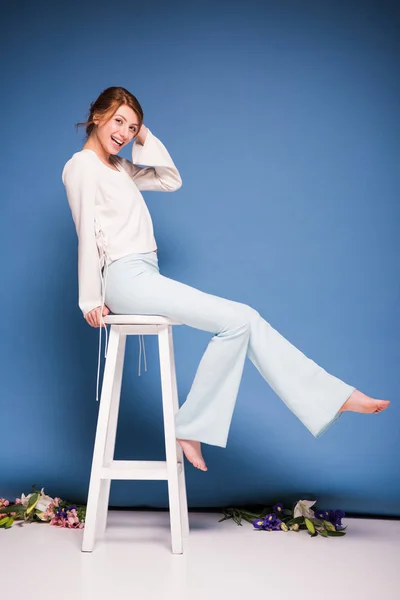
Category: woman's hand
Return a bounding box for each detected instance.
[135,124,148,145]
[85,305,110,328]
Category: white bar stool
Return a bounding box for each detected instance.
[81,315,189,555]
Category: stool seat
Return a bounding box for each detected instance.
[81,315,189,555]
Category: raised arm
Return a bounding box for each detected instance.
[118,127,183,192]
[62,156,103,317]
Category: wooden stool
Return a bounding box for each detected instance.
[81,315,189,554]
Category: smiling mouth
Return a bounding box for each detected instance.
[111,136,123,147]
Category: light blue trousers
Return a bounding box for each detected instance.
[104,251,355,448]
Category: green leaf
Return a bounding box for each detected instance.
[27,493,39,508]
[305,518,316,535]
[241,515,255,524]
[232,510,242,526]
[27,493,39,506]
[0,516,10,527]
[0,504,25,514]
[322,519,336,532]
[326,530,346,536]
[318,529,328,537]
[26,493,40,515]
[4,516,14,529]
[286,516,304,526]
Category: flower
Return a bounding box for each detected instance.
[293,500,316,520]
[0,487,86,530]
[315,508,345,528]
[55,506,68,519]
[253,519,265,530]
[270,519,282,531]
[328,509,345,528]
[252,514,283,532]
[315,510,327,519]
[264,513,277,524]
[35,488,55,513]
[20,493,34,508]
[273,503,284,514]
[50,507,84,529]
[222,498,347,538]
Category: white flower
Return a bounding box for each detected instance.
[20,493,33,508]
[35,495,54,513]
[35,488,54,513]
[293,500,317,520]
[20,488,54,513]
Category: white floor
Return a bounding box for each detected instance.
[1,510,399,600]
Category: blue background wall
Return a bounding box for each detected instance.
[1,0,399,516]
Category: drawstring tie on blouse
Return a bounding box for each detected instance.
[95,230,147,402]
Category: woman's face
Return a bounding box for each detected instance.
[94,104,140,155]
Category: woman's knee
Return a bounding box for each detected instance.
[219,302,260,333]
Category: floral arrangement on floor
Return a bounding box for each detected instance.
[219,499,347,537]
[0,486,86,530]
[1,487,346,539]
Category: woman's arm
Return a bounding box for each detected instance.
[118,126,183,192]
[62,155,103,318]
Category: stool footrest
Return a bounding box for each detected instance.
[100,460,183,480]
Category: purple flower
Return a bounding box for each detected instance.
[271,519,282,531]
[253,513,284,532]
[253,518,265,530]
[265,516,282,531]
[329,509,345,528]
[315,510,327,519]
[273,503,284,515]
[264,513,277,525]
[56,507,68,520]
[316,508,345,528]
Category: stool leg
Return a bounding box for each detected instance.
[158,326,184,554]
[82,326,123,553]
[97,333,127,537]
[168,326,190,538]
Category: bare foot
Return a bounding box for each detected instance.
[177,439,208,471]
[339,389,390,413]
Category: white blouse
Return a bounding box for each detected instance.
[62,128,182,317]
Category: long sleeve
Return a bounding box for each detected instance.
[119,128,182,192]
[62,156,103,317]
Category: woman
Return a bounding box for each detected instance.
[62,86,390,472]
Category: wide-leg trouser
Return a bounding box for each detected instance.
[104,251,355,448]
